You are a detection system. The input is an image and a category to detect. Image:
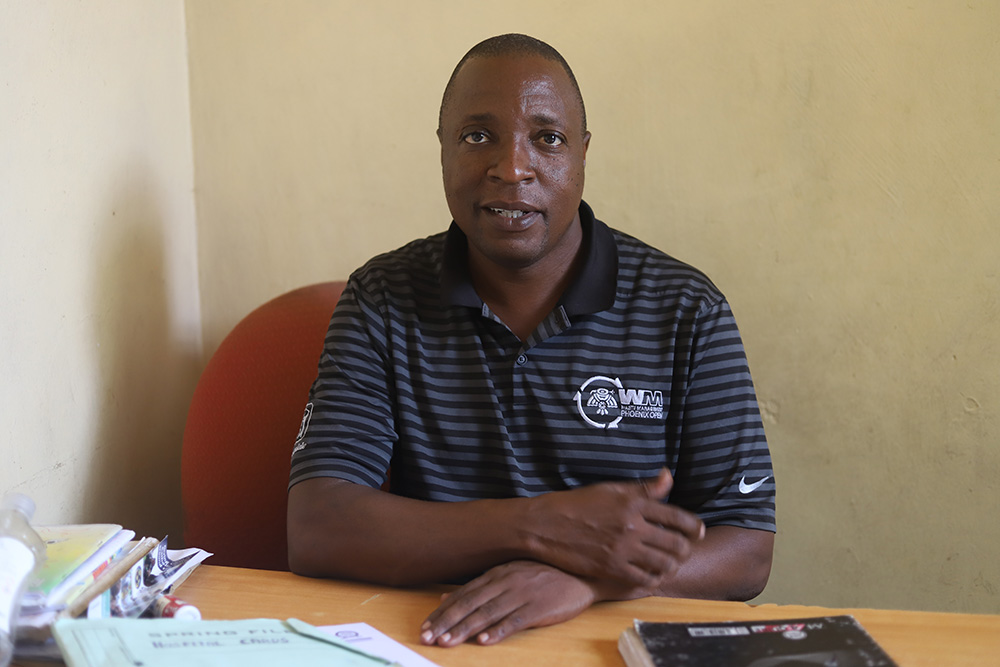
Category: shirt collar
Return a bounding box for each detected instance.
[440,200,619,315]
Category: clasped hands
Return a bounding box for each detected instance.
[420,469,704,647]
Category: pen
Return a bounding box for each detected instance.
[59,537,160,620]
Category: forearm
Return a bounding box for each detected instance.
[288,469,706,589]
[287,478,531,586]
[422,526,772,649]
[591,526,774,603]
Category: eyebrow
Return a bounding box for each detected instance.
[460,112,566,128]
[529,112,563,128]
[462,113,497,125]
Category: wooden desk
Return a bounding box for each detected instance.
[175,565,1000,666]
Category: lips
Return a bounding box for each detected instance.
[482,201,540,229]
[489,207,527,219]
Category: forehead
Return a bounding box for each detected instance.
[443,54,581,128]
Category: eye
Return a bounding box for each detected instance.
[540,133,564,147]
[462,131,489,145]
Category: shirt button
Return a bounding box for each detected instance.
[516,354,528,365]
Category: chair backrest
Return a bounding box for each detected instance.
[181,281,346,571]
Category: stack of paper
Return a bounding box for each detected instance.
[21,524,135,617]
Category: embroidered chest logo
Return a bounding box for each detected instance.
[292,403,313,454]
[573,376,664,429]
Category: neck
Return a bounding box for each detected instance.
[467,227,584,341]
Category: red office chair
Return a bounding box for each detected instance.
[181,281,345,571]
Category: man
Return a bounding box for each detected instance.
[287,34,775,647]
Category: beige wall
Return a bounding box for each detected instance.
[1,2,200,541]
[186,1,1000,614]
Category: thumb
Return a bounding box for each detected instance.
[642,468,673,499]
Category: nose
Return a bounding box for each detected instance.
[487,137,535,184]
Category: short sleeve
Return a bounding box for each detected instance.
[288,275,397,490]
[668,299,776,532]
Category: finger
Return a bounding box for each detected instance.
[627,534,691,581]
[641,502,706,541]
[423,578,488,627]
[475,577,596,645]
[474,606,531,645]
[641,524,697,560]
[420,579,500,645]
[432,590,522,647]
[641,468,673,499]
[618,516,705,585]
[617,559,672,590]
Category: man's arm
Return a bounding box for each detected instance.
[287,478,521,586]
[638,524,773,601]
[286,469,704,588]
[419,524,773,647]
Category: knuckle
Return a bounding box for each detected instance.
[505,612,525,631]
[445,596,475,616]
[477,596,506,620]
[640,569,661,589]
[677,537,693,559]
[435,596,482,627]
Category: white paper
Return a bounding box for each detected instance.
[321,622,440,667]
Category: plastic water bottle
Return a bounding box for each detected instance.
[0,494,45,667]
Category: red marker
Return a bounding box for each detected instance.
[150,594,201,620]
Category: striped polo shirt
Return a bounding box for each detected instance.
[290,201,775,532]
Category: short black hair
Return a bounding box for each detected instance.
[438,33,587,134]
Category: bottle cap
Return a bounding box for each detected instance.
[2,492,36,520]
[172,604,202,621]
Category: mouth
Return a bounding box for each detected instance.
[482,202,541,229]
[488,207,528,219]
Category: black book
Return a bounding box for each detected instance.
[618,615,898,667]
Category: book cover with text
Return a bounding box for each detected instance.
[619,615,898,667]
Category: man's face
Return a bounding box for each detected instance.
[439,54,591,274]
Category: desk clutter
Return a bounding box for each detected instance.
[1,494,440,667]
[0,494,211,664]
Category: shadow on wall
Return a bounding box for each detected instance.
[79,165,201,543]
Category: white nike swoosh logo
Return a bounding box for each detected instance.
[739,475,770,494]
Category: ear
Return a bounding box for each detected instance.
[582,131,592,164]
